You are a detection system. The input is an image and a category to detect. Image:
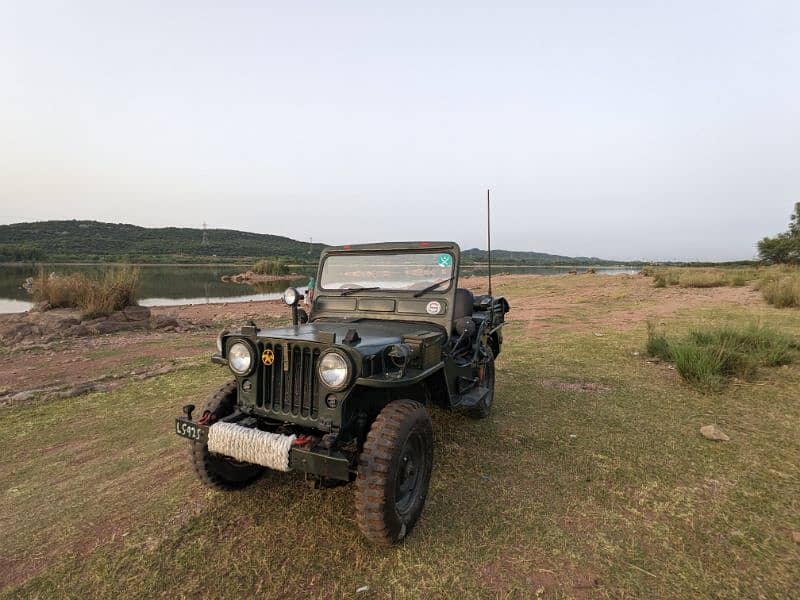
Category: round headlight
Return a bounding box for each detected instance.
[228,341,253,375]
[318,351,350,390]
[283,287,299,306]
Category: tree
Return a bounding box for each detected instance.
[758,203,800,264]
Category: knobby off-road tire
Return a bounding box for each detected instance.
[190,380,264,491]
[467,346,496,420]
[355,399,434,545]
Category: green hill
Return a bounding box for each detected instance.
[461,248,622,266]
[0,220,326,263]
[0,220,628,265]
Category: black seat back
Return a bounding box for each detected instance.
[453,288,474,321]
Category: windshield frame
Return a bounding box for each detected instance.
[317,249,457,294]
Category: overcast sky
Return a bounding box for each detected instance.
[1,2,798,261]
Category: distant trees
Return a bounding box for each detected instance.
[0,244,45,262]
[758,203,800,264]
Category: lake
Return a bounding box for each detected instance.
[0,264,640,313]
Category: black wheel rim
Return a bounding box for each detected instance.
[395,431,426,515]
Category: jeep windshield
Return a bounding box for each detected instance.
[320,251,455,292]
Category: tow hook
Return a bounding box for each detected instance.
[197,411,213,426]
[293,434,314,447]
[182,404,195,421]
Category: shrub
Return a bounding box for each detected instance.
[759,272,800,308]
[644,323,799,392]
[678,270,727,288]
[31,267,139,318]
[645,322,672,360]
[252,259,289,276]
[648,267,760,289]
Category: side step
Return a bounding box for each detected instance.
[453,386,490,410]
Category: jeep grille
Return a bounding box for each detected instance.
[259,342,321,419]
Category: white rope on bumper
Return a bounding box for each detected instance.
[207,422,296,472]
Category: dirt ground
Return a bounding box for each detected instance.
[0,273,762,402]
[2,272,798,598]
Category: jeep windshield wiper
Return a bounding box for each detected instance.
[413,276,454,297]
[341,286,381,296]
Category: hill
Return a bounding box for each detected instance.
[0,220,628,265]
[0,221,326,263]
[461,247,623,266]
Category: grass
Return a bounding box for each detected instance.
[757,270,800,308]
[646,322,799,391]
[2,275,800,598]
[31,267,139,318]
[650,267,760,289]
[252,259,289,276]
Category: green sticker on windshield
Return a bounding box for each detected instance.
[437,254,452,268]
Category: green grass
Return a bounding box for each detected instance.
[650,267,761,289]
[2,278,800,598]
[646,322,799,391]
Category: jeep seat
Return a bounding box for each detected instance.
[453,288,474,320]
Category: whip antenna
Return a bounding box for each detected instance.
[487,189,492,296]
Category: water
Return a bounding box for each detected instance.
[0,264,311,314]
[0,264,639,314]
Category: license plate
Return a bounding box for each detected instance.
[175,418,207,443]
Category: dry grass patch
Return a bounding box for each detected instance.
[31,267,139,318]
[756,270,800,308]
[651,267,759,289]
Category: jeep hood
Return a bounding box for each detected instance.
[254,319,445,356]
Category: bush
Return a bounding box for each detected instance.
[644,322,799,391]
[252,259,289,276]
[759,271,800,308]
[648,267,760,289]
[678,270,727,288]
[31,267,139,318]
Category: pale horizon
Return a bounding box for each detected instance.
[2,2,798,262]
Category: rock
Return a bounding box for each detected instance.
[90,321,130,334]
[792,531,800,544]
[107,311,128,322]
[700,424,730,442]
[57,317,81,328]
[11,390,36,403]
[31,301,51,312]
[70,325,90,337]
[82,317,107,326]
[153,315,179,329]
[123,305,151,321]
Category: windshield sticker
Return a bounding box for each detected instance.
[437,254,452,268]
[426,300,442,315]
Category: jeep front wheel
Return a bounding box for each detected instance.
[190,381,264,491]
[354,399,433,545]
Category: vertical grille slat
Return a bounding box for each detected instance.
[260,341,319,421]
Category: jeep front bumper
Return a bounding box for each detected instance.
[175,416,350,481]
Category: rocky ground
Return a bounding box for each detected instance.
[0,298,291,406]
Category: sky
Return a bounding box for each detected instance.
[1,2,798,261]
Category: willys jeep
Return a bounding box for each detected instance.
[175,241,509,544]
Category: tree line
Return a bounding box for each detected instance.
[759,203,800,264]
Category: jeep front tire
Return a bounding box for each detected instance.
[354,399,433,545]
[190,381,264,490]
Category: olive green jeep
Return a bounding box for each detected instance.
[175,241,509,544]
